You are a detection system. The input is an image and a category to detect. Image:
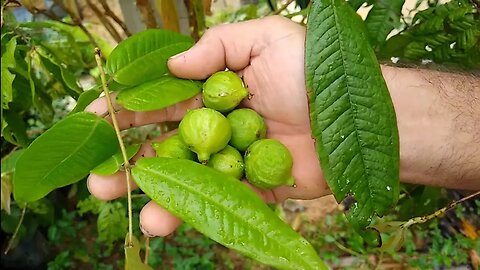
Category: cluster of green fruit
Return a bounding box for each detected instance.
[151,71,294,189]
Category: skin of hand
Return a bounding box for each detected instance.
[86,15,480,237]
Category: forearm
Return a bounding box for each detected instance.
[381,65,480,190]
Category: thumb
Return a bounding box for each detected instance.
[167,17,273,80]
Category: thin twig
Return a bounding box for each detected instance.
[333,240,362,257]
[94,48,134,246]
[86,0,123,42]
[136,0,158,28]
[402,190,480,228]
[4,206,26,254]
[98,0,131,36]
[144,236,150,264]
[271,0,295,15]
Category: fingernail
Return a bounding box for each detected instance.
[139,224,156,237]
[169,51,186,60]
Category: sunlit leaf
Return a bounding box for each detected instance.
[1,37,17,109]
[106,29,193,86]
[116,76,202,111]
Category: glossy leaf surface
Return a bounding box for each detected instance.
[106,29,193,86]
[305,0,400,230]
[116,76,202,111]
[132,158,327,270]
[13,112,118,202]
[91,144,141,175]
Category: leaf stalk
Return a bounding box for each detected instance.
[94,48,134,246]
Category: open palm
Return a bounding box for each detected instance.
[87,16,329,237]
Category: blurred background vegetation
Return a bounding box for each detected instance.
[1,0,479,269]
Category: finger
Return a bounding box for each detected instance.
[87,131,177,201]
[269,134,331,202]
[168,16,295,79]
[140,201,182,237]
[86,94,202,130]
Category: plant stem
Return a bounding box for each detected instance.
[333,240,362,257]
[144,236,150,264]
[4,206,26,255]
[98,0,131,36]
[94,48,134,246]
[402,190,480,228]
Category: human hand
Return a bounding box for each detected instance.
[86,16,329,237]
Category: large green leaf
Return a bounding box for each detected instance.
[116,76,202,111]
[132,158,327,270]
[106,29,193,86]
[305,0,399,230]
[1,37,16,109]
[13,112,119,203]
[364,0,405,47]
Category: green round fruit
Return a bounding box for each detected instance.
[244,139,294,189]
[179,108,232,163]
[227,108,267,152]
[151,134,195,160]
[208,145,244,179]
[202,71,249,113]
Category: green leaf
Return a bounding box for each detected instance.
[305,0,400,230]
[380,227,408,252]
[13,112,119,203]
[2,110,30,147]
[36,46,83,98]
[91,144,141,175]
[70,89,102,114]
[364,0,405,47]
[132,157,328,270]
[97,201,128,245]
[347,0,368,11]
[32,88,54,125]
[116,76,202,111]
[125,234,153,270]
[1,37,17,109]
[106,29,193,86]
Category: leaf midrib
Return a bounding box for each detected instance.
[331,2,375,200]
[39,118,102,188]
[138,165,321,270]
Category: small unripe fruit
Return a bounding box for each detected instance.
[244,139,294,189]
[151,134,195,160]
[227,108,267,152]
[202,71,249,113]
[179,108,231,163]
[208,145,244,179]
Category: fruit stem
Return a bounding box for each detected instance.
[94,48,134,246]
